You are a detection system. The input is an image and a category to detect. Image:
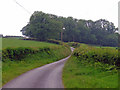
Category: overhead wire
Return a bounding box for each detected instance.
[13,0,31,14]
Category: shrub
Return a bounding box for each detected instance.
[67,42,80,48]
[47,39,70,48]
[2,47,51,61]
[73,45,119,68]
[47,39,62,44]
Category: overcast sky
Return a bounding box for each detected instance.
[0,0,119,36]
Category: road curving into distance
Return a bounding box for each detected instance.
[3,47,74,88]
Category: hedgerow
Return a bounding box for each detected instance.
[73,45,119,68]
[2,47,51,61]
[67,42,80,48]
[47,39,70,48]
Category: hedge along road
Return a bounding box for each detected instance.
[3,47,74,88]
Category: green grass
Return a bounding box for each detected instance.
[0,38,2,51]
[2,38,71,86]
[63,56,118,88]
[2,38,58,49]
[63,43,119,88]
[3,45,71,85]
[95,46,117,49]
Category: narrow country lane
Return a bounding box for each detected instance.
[2,47,74,88]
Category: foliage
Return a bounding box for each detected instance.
[21,11,63,41]
[2,38,70,61]
[73,45,119,67]
[63,56,118,88]
[2,38,71,85]
[62,44,119,88]
[2,45,71,85]
[21,11,118,47]
[2,47,51,61]
[47,39,62,44]
[67,42,80,48]
[47,39,70,48]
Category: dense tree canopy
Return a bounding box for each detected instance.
[21,11,118,47]
[22,11,63,41]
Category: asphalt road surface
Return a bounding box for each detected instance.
[3,47,74,88]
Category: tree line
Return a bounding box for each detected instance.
[21,11,118,47]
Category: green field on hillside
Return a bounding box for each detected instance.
[2,38,71,85]
[2,38,58,49]
[63,44,119,88]
[0,37,1,50]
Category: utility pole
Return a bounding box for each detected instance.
[61,30,63,41]
[61,27,65,41]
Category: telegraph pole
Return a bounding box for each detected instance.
[61,27,65,41]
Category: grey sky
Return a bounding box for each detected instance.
[0,0,119,36]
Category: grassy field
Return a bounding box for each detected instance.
[2,38,58,49]
[0,38,1,49]
[2,38,71,85]
[63,44,119,88]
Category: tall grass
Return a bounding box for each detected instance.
[63,44,119,88]
[74,45,119,67]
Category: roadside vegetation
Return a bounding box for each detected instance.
[2,10,119,88]
[2,38,71,85]
[63,43,119,88]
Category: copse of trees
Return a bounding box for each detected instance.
[21,11,118,47]
[22,11,63,41]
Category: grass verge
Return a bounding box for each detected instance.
[63,56,118,88]
[62,45,118,88]
[2,45,71,86]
